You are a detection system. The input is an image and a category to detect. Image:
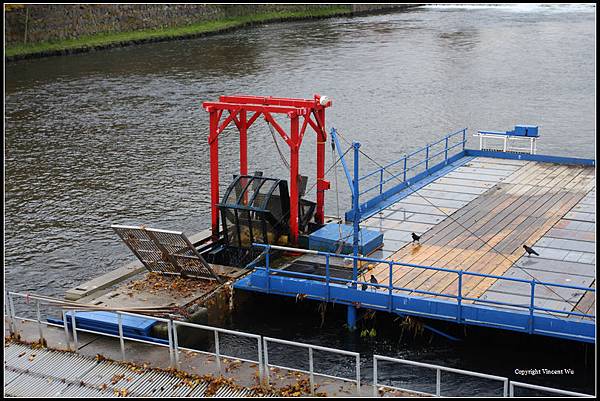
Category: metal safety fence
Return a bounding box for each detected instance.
[4,290,594,397]
[263,336,360,395]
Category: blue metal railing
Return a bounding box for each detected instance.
[358,128,467,198]
[251,244,596,332]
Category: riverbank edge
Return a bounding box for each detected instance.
[5,5,418,62]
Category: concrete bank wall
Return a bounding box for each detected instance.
[5,4,416,45]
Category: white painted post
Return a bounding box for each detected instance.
[172,321,180,369]
[356,354,361,394]
[62,310,71,350]
[36,299,44,343]
[373,357,378,397]
[214,330,222,375]
[118,312,125,360]
[167,318,175,368]
[263,338,270,386]
[308,347,315,395]
[71,310,79,351]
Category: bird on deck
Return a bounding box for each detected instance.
[361,277,368,291]
[523,245,539,256]
[370,274,378,289]
[411,232,421,243]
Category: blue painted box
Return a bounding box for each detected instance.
[513,125,539,137]
[309,223,383,255]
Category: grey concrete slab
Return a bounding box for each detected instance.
[545,228,595,243]
[571,204,596,214]
[65,260,145,301]
[535,237,596,253]
[397,195,470,209]
[463,161,522,172]
[386,202,456,216]
[487,267,593,302]
[476,291,573,314]
[381,229,415,243]
[382,210,415,221]
[523,247,595,264]
[383,239,410,252]
[423,182,489,195]
[554,219,595,232]
[443,171,506,183]
[435,177,497,189]
[386,221,434,234]
[406,213,447,225]
[416,189,479,202]
[563,211,595,223]
[513,257,596,278]
[369,249,397,260]
[577,253,596,264]
[473,157,528,166]
[452,166,514,177]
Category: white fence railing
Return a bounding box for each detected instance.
[263,336,360,395]
[509,381,594,397]
[172,320,264,381]
[373,355,508,397]
[5,290,594,397]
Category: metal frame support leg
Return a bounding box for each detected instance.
[347,305,357,331]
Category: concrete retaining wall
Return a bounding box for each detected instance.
[5,4,416,45]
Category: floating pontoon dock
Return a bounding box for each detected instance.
[234,128,596,343]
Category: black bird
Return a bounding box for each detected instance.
[523,245,539,256]
[370,274,378,288]
[411,232,421,243]
[361,279,368,291]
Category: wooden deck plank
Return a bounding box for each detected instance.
[574,281,595,319]
[372,175,538,285]
[402,184,553,294]
[368,160,595,317]
[390,162,584,291]
[461,169,593,300]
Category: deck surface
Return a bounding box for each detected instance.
[362,157,595,319]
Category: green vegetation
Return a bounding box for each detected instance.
[5,6,352,59]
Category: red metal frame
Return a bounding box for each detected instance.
[202,95,332,243]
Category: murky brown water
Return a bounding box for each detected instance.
[4,4,595,395]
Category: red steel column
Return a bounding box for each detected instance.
[239,110,248,177]
[289,113,300,244]
[315,108,326,224]
[209,110,220,238]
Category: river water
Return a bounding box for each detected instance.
[5,4,595,394]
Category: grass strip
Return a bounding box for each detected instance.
[5,6,352,59]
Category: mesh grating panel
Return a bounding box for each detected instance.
[112,225,222,282]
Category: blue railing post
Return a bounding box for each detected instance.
[388,261,394,312]
[379,168,384,195]
[347,141,361,332]
[352,142,361,287]
[403,156,407,182]
[266,246,271,293]
[325,254,330,302]
[462,128,467,150]
[445,136,449,164]
[457,271,463,323]
[529,280,536,334]
[425,144,430,171]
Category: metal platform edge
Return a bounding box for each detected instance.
[233,271,596,344]
[349,149,595,223]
